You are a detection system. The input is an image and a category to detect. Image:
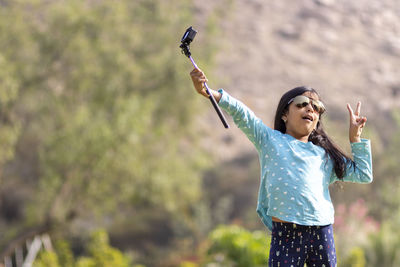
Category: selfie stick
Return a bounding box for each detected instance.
[180,26,230,129]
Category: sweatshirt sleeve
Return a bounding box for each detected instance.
[330,139,373,184]
[218,89,271,150]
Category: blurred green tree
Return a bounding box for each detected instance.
[0,0,217,262]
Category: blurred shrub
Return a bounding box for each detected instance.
[34,229,131,267]
[179,261,199,267]
[363,222,400,267]
[54,240,75,267]
[205,225,270,267]
[34,251,61,267]
[80,229,130,267]
[340,247,366,267]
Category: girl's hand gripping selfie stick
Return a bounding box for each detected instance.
[180,26,230,129]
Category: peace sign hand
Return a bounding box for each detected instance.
[347,102,367,143]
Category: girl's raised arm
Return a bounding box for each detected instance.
[189,68,270,150]
[330,102,372,184]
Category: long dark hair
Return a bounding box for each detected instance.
[273,86,353,179]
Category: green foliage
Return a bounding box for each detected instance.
[23,0,204,219]
[0,51,20,167]
[179,261,198,267]
[76,230,131,267]
[54,240,75,267]
[75,257,96,267]
[372,110,400,220]
[0,0,215,258]
[206,225,270,267]
[34,229,131,267]
[34,251,62,267]
[363,222,400,267]
[341,247,366,267]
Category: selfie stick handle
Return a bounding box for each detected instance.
[189,56,230,129]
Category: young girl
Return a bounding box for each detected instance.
[190,68,373,267]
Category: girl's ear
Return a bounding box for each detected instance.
[281,109,288,123]
[281,114,287,123]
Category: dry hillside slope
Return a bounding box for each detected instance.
[194,0,400,158]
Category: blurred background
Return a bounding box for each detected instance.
[0,0,399,266]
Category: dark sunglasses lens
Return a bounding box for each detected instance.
[296,101,309,108]
[316,104,325,113]
[292,95,325,114]
[293,96,310,106]
[312,101,325,113]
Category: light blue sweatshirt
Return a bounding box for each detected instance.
[217,89,373,231]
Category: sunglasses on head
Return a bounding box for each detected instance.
[288,95,326,114]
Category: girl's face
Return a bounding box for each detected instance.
[282,91,323,142]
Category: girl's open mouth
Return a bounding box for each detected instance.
[302,115,314,122]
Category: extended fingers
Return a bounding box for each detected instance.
[347,103,355,120]
[355,101,361,116]
[347,102,364,120]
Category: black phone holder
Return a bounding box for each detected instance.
[180,26,197,57]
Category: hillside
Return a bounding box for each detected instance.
[194,0,400,158]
